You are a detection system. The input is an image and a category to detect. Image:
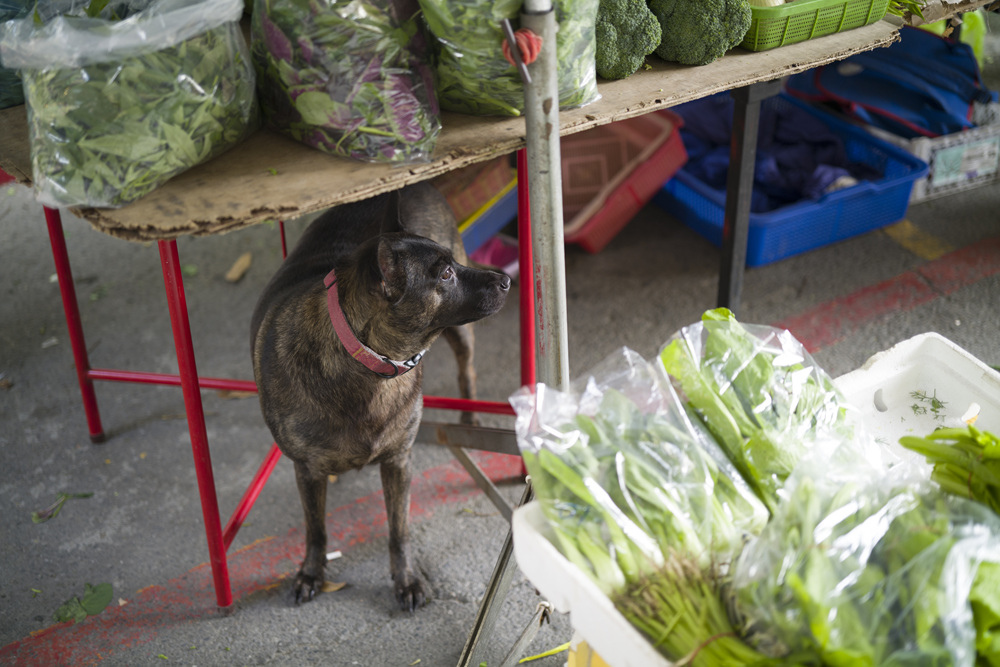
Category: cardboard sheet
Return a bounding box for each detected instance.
[0,20,899,242]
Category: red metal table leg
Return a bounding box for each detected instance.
[44,207,106,443]
[516,149,536,389]
[158,239,232,608]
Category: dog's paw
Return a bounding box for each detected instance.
[293,571,323,605]
[394,574,427,613]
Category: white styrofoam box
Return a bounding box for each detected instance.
[511,503,673,667]
[835,332,1000,460]
[512,332,1000,667]
[865,123,1000,203]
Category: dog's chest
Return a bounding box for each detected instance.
[302,376,423,473]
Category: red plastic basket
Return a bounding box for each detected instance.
[562,110,687,253]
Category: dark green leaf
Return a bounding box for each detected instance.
[80,582,113,616]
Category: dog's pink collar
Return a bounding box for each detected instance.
[324,269,424,378]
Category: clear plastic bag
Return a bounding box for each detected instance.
[511,347,769,593]
[250,0,440,164]
[0,0,258,208]
[0,0,31,109]
[659,307,865,512]
[731,453,1000,667]
[417,0,599,116]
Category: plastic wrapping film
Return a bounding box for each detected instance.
[730,451,1000,667]
[417,0,599,116]
[0,0,258,208]
[510,346,769,595]
[0,0,30,109]
[659,308,868,513]
[250,0,440,164]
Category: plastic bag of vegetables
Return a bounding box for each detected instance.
[0,0,31,109]
[511,347,770,663]
[511,346,769,581]
[731,452,1000,666]
[251,0,440,164]
[417,0,599,116]
[0,0,258,208]
[659,307,864,512]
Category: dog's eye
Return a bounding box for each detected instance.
[440,266,455,282]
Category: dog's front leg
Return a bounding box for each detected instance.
[442,324,477,426]
[380,449,426,611]
[293,460,328,604]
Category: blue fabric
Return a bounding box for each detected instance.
[786,26,998,139]
[675,94,876,213]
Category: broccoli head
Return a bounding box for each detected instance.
[594,0,662,80]
[648,0,751,66]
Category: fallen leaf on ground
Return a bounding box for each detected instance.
[53,582,113,624]
[32,492,94,524]
[225,252,253,283]
[320,581,347,593]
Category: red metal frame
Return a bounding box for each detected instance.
[40,150,535,608]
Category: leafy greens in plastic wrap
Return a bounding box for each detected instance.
[512,348,768,586]
[251,0,440,163]
[659,307,859,512]
[511,347,770,663]
[0,0,31,109]
[0,0,258,208]
[731,454,1000,667]
[417,0,599,116]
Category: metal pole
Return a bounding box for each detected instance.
[522,0,569,392]
[717,79,781,314]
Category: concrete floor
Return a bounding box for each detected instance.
[2,18,999,667]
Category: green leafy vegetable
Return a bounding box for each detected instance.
[6,5,257,208]
[659,307,854,512]
[900,425,1000,516]
[54,582,113,624]
[733,465,1000,667]
[0,0,31,109]
[250,0,439,163]
[614,555,775,667]
[417,0,599,116]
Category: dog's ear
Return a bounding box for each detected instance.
[379,190,403,235]
[376,237,405,303]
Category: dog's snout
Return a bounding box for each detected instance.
[497,273,511,291]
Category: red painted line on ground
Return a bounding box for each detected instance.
[775,236,1000,352]
[1,452,523,666]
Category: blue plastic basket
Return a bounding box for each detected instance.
[653,95,929,267]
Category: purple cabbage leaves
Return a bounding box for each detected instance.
[251,0,440,163]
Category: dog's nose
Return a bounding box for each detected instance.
[498,274,511,291]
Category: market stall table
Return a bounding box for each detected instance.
[0,16,900,664]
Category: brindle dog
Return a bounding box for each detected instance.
[251,183,510,610]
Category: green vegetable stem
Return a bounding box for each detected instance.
[417,0,599,116]
[251,0,440,163]
[614,555,776,666]
[900,425,1000,517]
[12,16,257,208]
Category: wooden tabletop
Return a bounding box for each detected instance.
[0,20,900,242]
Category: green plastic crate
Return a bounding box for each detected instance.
[741,0,892,51]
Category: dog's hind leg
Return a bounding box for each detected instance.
[292,460,328,604]
[441,323,477,426]
[380,449,426,611]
